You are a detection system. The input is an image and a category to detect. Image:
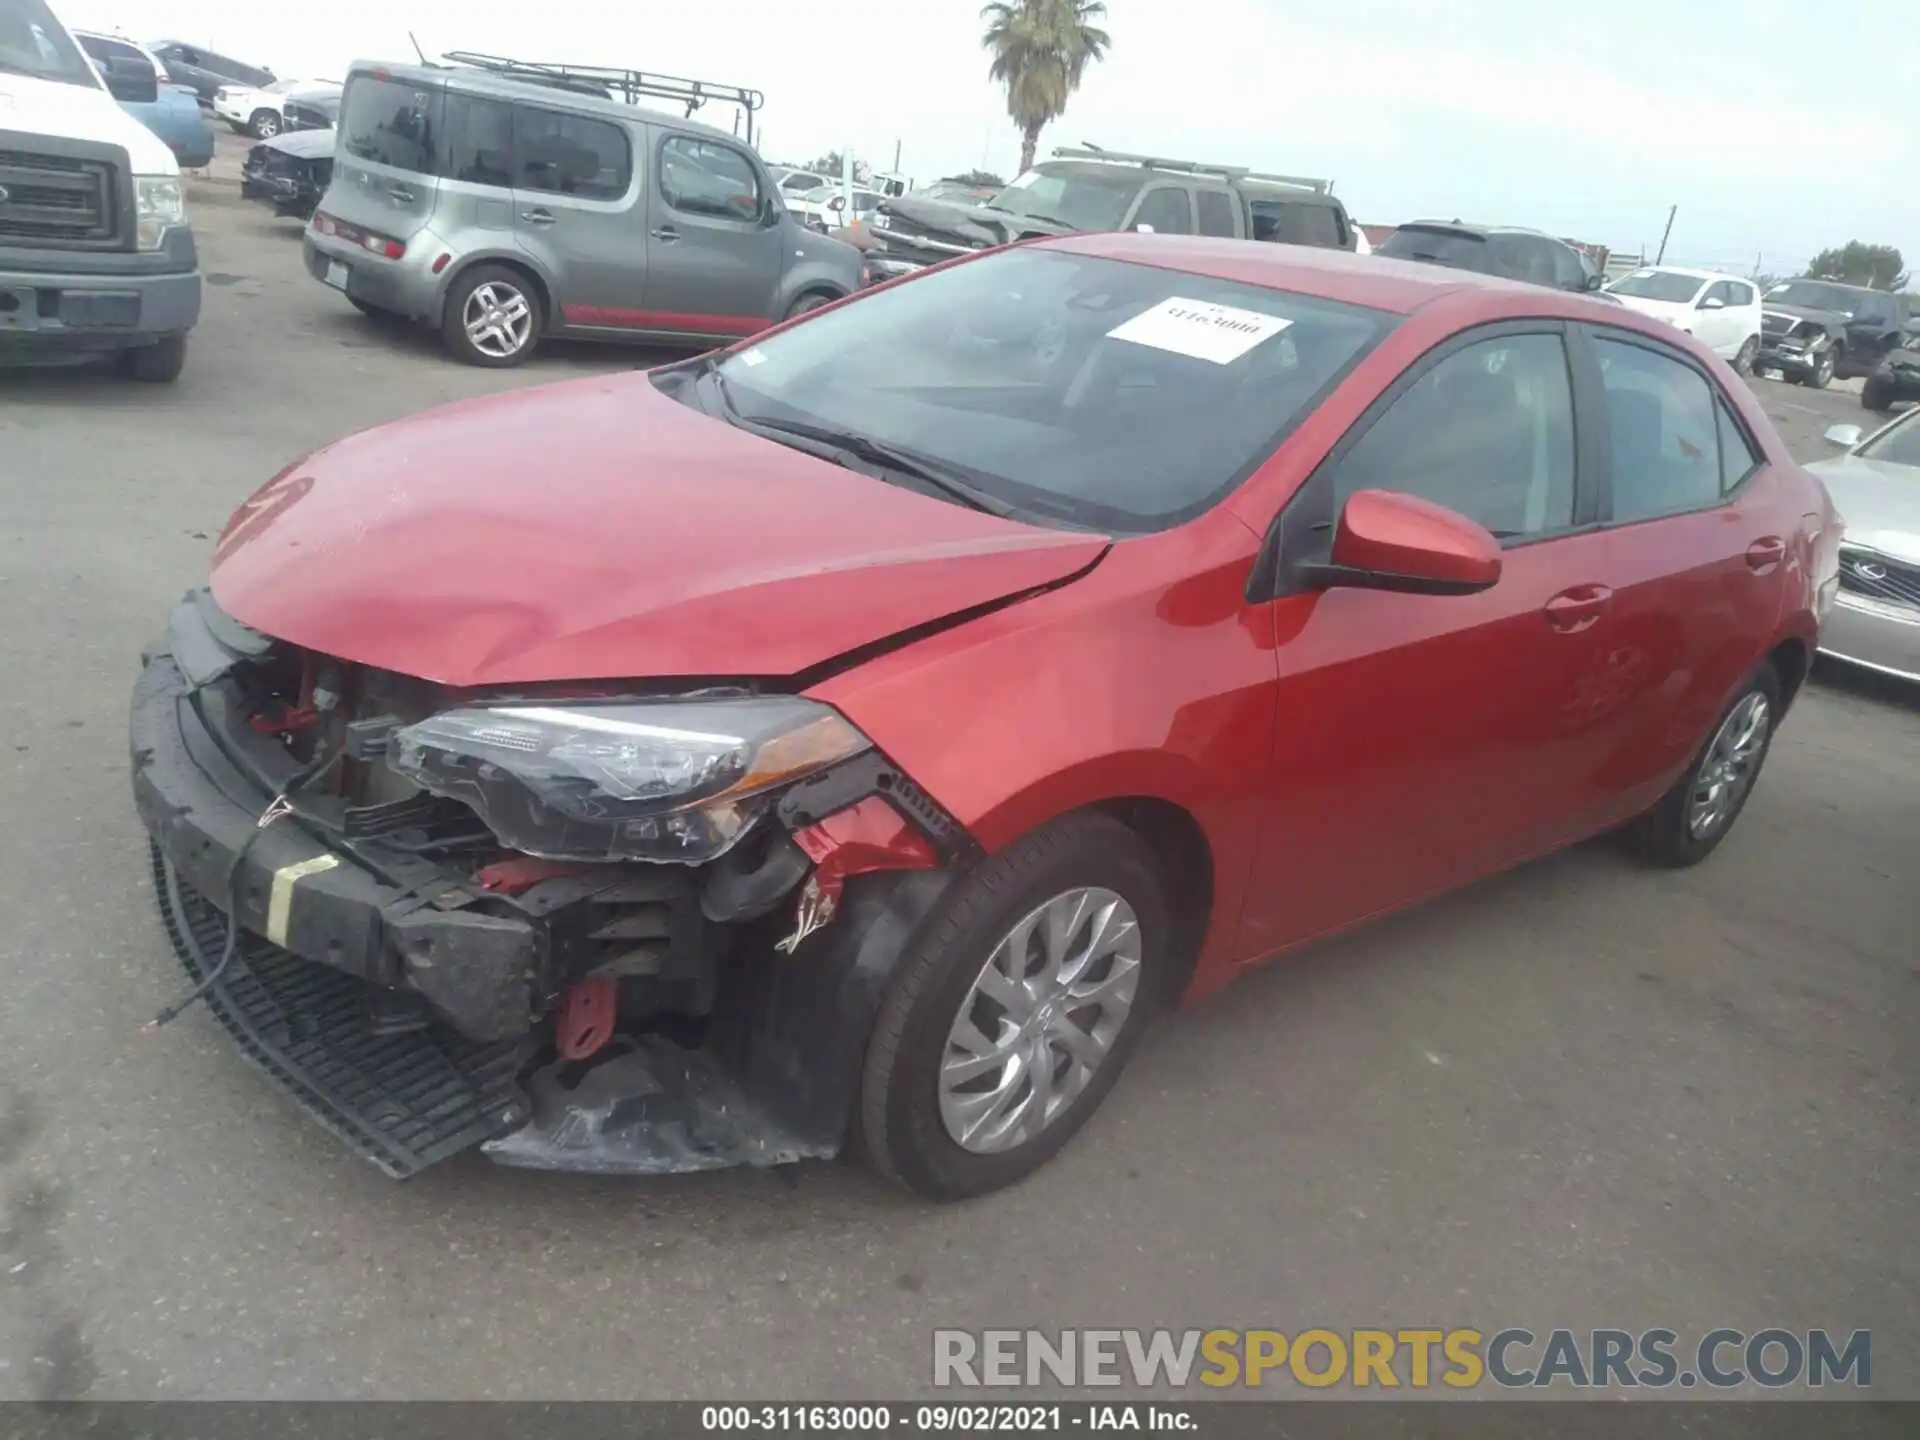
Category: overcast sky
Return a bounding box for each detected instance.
[68,0,1917,275]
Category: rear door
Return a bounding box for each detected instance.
[642,130,785,336]
[1192,185,1240,238]
[1564,324,1788,819]
[507,102,646,328]
[1238,324,1623,957]
[330,73,447,239]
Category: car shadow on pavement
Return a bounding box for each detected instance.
[1810,656,1919,710]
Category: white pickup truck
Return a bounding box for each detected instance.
[0,0,200,379]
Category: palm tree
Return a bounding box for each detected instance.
[981,0,1112,175]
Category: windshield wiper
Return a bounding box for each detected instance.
[702,363,1017,519]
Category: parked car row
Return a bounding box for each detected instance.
[214,76,340,138]
[73,29,213,168]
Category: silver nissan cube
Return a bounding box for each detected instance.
[303,60,863,366]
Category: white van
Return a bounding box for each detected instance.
[0,0,200,379]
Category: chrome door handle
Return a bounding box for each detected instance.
[521,209,556,226]
[388,185,416,203]
[651,225,680,242]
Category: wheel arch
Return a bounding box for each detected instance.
[434,252,556,332]
[1767,633,1813,715]
[1091,795,1216,1007]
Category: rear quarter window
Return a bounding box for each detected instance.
[1249,199,1341,247]
[339,77,445,175]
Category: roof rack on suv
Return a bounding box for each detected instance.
[440,51,765,145]
[1052,145,1332,194]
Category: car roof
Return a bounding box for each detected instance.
[1777,276,1874,294]
[1042,231,1625,317]
[1031,158,1334,200]
[1623,263,1747,282]
[347,60,749,144]
[1394,221,1562,242]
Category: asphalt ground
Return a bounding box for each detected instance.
[0,132,1913,1402]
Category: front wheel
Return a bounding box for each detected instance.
[1861,375,1894,412]
[1801,347,1836,389]
[121,335,187,384]
[860,812,1169,1200]
[1733,335,1758,377]
[248,109,281,140]
[1627,665,1780,868]
[441,265,542,368]
[783,291,835,321]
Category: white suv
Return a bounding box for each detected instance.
[1605,266,1764,373]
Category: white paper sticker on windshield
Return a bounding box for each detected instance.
[1106,297,1293,365]
[1007,171,1041,188]
[738,347,767,367]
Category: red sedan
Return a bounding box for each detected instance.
[131,235,1841,1199]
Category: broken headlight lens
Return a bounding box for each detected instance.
[388,697,872,864]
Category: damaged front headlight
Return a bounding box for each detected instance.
[389,697,872,864]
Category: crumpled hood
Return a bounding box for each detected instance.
[878,195,1073,248]
[210,373,1107,687]
[257,127,334,160]
[1763,302,1849,330]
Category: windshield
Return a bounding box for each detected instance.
[1608,269,1706,303]
[986,167,1136,229]
[0,0,99,88]
[694,248,1392,531]
[1765,281,1864,316]
[1859,410,1920,469]
[1377,227,1488,271]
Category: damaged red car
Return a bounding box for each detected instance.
[131,235,1839,1199]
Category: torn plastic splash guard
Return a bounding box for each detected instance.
[151,843,527,1178]
[151,843,840,1180]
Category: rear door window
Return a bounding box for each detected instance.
[514,107,631,200]
[1253,200,1342,248]
[1130,186,1194,235]
[443,92,515,188]
[1594,336,1725,521]
[339,77,445,175]
[1194,188,1236,237]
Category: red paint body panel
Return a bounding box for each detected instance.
[210,374,1105,686]
[563,305,768,335]
[207,238,1833,1010]
[794,797,940,881]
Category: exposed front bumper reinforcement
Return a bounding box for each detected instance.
[151,842,529,1178]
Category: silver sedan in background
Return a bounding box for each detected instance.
[1812,407,1920,682]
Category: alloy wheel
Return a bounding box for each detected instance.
[462,282,533,359]
[938,887,1141,1155]
[1687,692,1770,839]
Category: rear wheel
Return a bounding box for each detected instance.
[121,335,187,384]
[860,812,1168,1200]
[1862,375,1894,412]
[248,108,281,140]
[441,265,542,368]
[1733,335,1758,377]
[1627,665,1779,868]
[783,291,836,321]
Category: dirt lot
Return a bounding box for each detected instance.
[0,142,1914,1402]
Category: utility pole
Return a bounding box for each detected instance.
[893,138,902,173]
[1655,205,1677,264]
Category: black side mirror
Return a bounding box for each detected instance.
[103,56,159,105]
[1584,272,1606,292]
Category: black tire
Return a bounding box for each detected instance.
[1733,335,1758,377]
[783,291,836,321]
[440,264,543,368]
[1800,346,1836,389]
[1861,375,1894,412]
[121,335,187,384]
[248,109,281,140]
[859,811,1170,1201]
[1627,664,1781,868]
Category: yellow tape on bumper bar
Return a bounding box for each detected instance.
[265,852,341,947]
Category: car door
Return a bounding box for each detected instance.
[1123,184,1194,236]
[1847,292,1900,372]
[507,103,648,330]
[1237,324,1626,958]
[163,44,214,101]
[643,131,785,335]
[1564,324,1788,819]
